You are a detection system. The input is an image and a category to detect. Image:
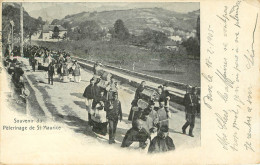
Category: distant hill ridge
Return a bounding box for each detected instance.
[56,7,200,35]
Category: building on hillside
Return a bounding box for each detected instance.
[169,35,182,42]
[41,24,67,41]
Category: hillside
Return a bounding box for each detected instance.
[57,8,200,35]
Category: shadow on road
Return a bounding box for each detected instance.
[70,92,84,99]
[169,128,183,135]
[74,101,86,109]
[54,114,97,138]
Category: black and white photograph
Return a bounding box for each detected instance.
[1,0,260,164]
[1,1,201,153]
[7,1,260,164]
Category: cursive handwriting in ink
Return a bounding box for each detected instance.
[203,85,213,109]
[244,116,252,139]
[229,0,242,28]
[244,141,255,152]
[230,132,239,151]
[215,110,229,129]
[244,13,258,69]
[230,109,239,130]
[247,86,252,105]
[215,58,234,90]
[217,6,229,37]
[217,133,229,150]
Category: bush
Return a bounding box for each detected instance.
[181,37,200,59]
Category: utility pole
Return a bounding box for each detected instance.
[10,20,14,53]
[20,2,24,57]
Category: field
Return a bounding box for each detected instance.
[33,40,200,86]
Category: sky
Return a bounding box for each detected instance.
[21,2,200,21]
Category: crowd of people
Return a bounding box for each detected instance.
[29,48,82,85]
[3,45,200,154]
[82,63,200,153]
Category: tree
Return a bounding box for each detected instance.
[160,45,187,73]
[2,3,44,46]
[52,26,60,39]
[182,37,200,59]
[78,20,105,40]
[38,16,43,22]
[196,15,200,42]
[51,19,59,25]
[138,28,168,47]
[113,19,130,41]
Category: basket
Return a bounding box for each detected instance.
[137,99,149,109]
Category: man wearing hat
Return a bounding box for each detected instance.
[134,81,146,100]
[121,119,151,149]
[106,92,122,144]
[148,125,175,153]
[182,86,199,137]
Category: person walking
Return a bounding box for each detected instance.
[72,60,81,83]
[182,87,199,137]
[121,119,151,149]
[48,61,55,85]
[61,62,69,83]
[92,78,101,109]
[31,56,37,72]
[128,81,146,121]
[148,125,175,153]
[106,92,122,144]
[83,79,95,125]
[134,81,146,100]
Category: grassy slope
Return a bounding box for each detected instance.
[33,40,200,86]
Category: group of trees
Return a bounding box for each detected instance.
[130,28,169,48]
[109,19,130,41]
[62,17,200,60]
[2,3,45,45]
[62,20,106,41]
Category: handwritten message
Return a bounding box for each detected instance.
[202,0,258,153]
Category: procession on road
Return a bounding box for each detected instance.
[3,45,200,153]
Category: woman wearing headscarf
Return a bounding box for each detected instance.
[72,60,81,83]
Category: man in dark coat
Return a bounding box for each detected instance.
[106,92,122,144]
[83,79,95,125]
[182,87,199,137]
[48,61,55,85]
[158,85,171,118]
[31,56,37,72]
[128,81,146,121]
[12,63,24,89]
[134,81,146,100]
[128,99,138,121]
[148,125,175,153]
[121,119,151,149]
[92,78,101,109]
[8,59,16,75]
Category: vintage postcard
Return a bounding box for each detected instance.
[0,0,259,164]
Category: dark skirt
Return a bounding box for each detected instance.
[128,107,134,121]
[92,121,108,136]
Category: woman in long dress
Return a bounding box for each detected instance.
[72,60,81,83]
[91,90,108,136]
[61,63,69,83]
